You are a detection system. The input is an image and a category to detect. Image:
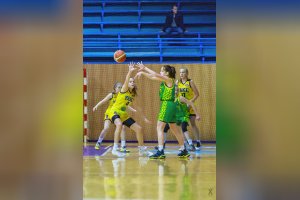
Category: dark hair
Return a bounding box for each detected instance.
[163,65,176,79]
[131,86,137,96]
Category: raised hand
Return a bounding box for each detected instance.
[128,61,136,72]
[136,61,146,72]
[93,106,98,112]
[144,117,152,124]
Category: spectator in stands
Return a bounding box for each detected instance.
[161,5,187,35]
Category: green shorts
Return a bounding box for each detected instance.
[176,102,190,123]
[158,101,177,123]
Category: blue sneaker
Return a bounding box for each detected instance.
[149,149,166,159]
[177,149,190,158]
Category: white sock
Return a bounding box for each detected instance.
[188,139,193,145]
[113,143,119,150]
[138,146,146,150]
[97,137,104,143]
[158,145,164,151]
[121,140,126,147]
[179,145,185,151]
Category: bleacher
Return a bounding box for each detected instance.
[83,0,216,63]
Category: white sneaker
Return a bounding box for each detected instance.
[139,146,148,156]
[112,149,126,157]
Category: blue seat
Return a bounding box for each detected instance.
[83,0,216,63]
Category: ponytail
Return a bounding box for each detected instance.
[163,65,176,79]
[131,86,137,96]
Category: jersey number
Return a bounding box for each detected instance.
[182,93,186,97]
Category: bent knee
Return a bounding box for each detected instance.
[115,122,123,129]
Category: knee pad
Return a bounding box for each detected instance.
[164,123,170,133]
[181,122,188,132]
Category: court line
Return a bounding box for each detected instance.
[104,145,112,149]
[101,147,112,156]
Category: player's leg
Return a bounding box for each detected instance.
[111,116,124,156]
[95,120,111,150]
[181,122,196,151]
[150,121,166,159]
[119,125,130,153]
[169,123,190,158]
[190,115,202,148]
[127,120,148,155]
[163,123,169,148]
[155,123,169,150]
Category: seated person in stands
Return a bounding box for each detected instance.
[161,5,187,35]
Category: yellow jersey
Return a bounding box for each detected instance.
[110,90,135,112]
[177,79,194,100]
[104,92,118,114]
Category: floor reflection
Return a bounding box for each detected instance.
[83,145,216,200]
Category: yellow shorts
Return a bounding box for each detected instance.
[108,109,130,123]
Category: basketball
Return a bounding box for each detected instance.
[114,50,126,63]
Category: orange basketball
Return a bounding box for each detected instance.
[114,50,126,63]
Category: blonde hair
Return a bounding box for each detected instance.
[180,67,189,75]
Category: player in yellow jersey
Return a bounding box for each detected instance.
[109,62,150,157]
[135,62,189,159]
[178,67,202,149]
[93,82,136,152]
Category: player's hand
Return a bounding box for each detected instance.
[144,117,152,124]
[134,72,143,80]
[93,106,98,112]
[196,114,201,121]
[136,61,146,72]
[128,62,136,72]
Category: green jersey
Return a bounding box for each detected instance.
[159,81,175,101]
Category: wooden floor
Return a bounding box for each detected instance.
[83,143,216,200]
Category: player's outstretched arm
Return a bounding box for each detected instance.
[93,93,113,112]
[136,61,159,76]
[121,62,136,93]
[190,80,199,103]
[135,71,173,87]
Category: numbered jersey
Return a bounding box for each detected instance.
[111,90,135,112]
[177,79,194,100]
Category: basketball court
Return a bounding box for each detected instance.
[83,143,216,200]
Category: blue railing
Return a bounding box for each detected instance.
[83,35,216,63]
